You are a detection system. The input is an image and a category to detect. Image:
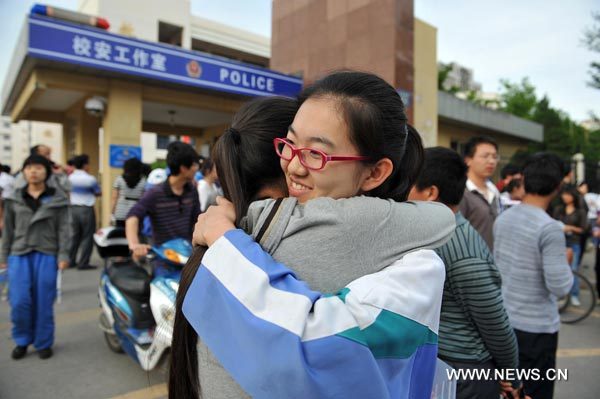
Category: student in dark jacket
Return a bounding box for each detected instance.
[0,155,70,360]
[553,186,587,306]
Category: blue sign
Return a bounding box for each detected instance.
[27,15,303,98]
[109,145,141,168]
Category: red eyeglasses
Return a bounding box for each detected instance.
[273,138,370,171]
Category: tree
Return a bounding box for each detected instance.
[438,62,460,93]
[583,12,600,89]
[498,80,576,159]
[532,96,562,130]
[498,78,538,119]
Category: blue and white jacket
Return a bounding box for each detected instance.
[183,228,446,399]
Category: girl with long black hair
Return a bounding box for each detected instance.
[172,72,456,399]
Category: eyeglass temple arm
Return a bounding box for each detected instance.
[326,155,370,161]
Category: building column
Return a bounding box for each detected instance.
[100,80,142,226]
[75,112,102,177]
[64,102,101,175]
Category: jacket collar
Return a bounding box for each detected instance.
[12,185,69,208]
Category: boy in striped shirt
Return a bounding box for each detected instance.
[409,147,522,399]
[126,142,200,276]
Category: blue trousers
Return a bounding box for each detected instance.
[8,252,58,349]
[568,243,582,297]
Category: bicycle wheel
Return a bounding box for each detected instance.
[560,270,597,324]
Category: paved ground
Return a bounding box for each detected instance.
[0,253,166,399]
[1,249,599,398]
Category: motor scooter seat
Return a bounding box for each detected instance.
[108,265,151,298]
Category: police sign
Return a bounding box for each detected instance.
[28,15,303,98]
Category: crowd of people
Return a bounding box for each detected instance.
[0,70,596,399]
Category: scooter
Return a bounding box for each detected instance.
[94,226,191,370]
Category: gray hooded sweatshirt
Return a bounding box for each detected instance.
[0,185,71,264]
[196,196,456,399]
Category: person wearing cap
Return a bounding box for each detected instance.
[125,142,200,276]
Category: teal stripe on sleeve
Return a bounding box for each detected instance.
[337,308,438,359]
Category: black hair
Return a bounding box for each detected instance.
[122,157,144,188]
[22,154,52,182]
[200,158,214,176]
[298,70,421,201]
[169,96,298,399]
[141,163,151,177]
[500,163,521,179]
[562,162,572,178]
[560,185,581,208]
[30,144,49,156]
[522,152,564,196]
[505,178,523,194]
[166,142,199,176]
[415,147,467,206]
[1,164,10,174]
[73,154,89,169]
[66,158,75,166]
[462,135,498,159]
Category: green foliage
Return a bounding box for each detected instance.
[438,63,452,90]
[532,96,562,130]
[498,78,537,119]
[585,129,600,161]
[582,12,600,89]
[438,62,461,93]
[497,78,594,158]
[500,80,597,168]
[150,159,167,170]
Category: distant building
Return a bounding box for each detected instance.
[11,120,63,170]
[2,0,542,225]
[581,118,600,131]
[0,117,12,167]
[439,62,482,93]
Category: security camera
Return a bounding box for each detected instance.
[85,96,106,117]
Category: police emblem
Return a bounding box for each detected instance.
[186,60,202,78]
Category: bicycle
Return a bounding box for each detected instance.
[558,269,597,324]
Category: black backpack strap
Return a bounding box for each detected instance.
[255,198,284,244]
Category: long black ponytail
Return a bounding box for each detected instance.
[168,96,298,398]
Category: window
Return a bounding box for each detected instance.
[158,21,183,47]
[156,135,171,150]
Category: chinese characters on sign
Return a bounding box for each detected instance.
[29,15,303,98]
[72,35,167,71]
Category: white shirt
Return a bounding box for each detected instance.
[500,191,521,209]
[69,169,101,206]
[466,179,500,205]
[584,193,599,219]
[0,172,15,199]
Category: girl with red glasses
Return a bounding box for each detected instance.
[172,72,454,399]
